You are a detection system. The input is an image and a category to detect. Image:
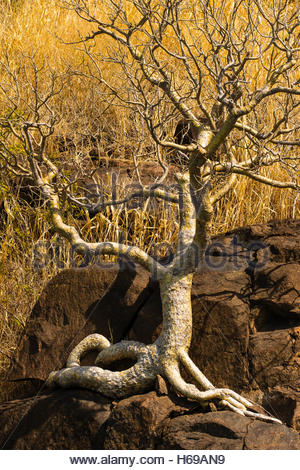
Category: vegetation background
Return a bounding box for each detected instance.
[0,0,299,384]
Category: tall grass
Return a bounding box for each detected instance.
[0,0,299,380]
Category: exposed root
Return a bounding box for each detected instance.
[177,349,282,424]
[163,360,252,407]
[66,334,111,368]
[46,334,160,399]
[179,349,251,411]
[46,335,282,424]
[178,348,215,390]
[95,340,150,366]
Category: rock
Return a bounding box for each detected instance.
[155,375,169,396]
[262,387,300,430]
[6,264,155,388]
[127,289,162,345]
[249,328,300,391]
[226,219,300,263]
[2,390,299,450]
[158,410,300,450]
[188,271,251,392]
[252,263,300,320]
[103,391,176,449]
[0,389,111,450]
[243,418,299,450]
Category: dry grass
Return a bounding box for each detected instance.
[0,0,299,380]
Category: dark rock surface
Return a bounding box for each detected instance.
[158,410,300,450]
[249,328,299,390]
[1,390,299,450]
[0,389,111,450]
[225,219,300,263]
[6,263,155,386]
[103,391,176,449]
[262,387,300,431]
[251,263,300,320]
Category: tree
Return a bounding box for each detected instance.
[0,0,299,424]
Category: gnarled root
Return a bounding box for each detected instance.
[165,349,282,424]
[46,334,160,399]
[46,335,282,424]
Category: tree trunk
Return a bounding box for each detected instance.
[156,273,193,360]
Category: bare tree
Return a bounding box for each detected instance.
[1,0,299,424]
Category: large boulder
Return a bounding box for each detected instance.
[0,389,111,450]
[102,391,177,449]
[1,390,299,450]
[4,263,156,400]
[251,263,300,320]
[158,410,300,450]
[225,219,300,263]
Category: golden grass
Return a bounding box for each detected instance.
[0,0,299,380]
